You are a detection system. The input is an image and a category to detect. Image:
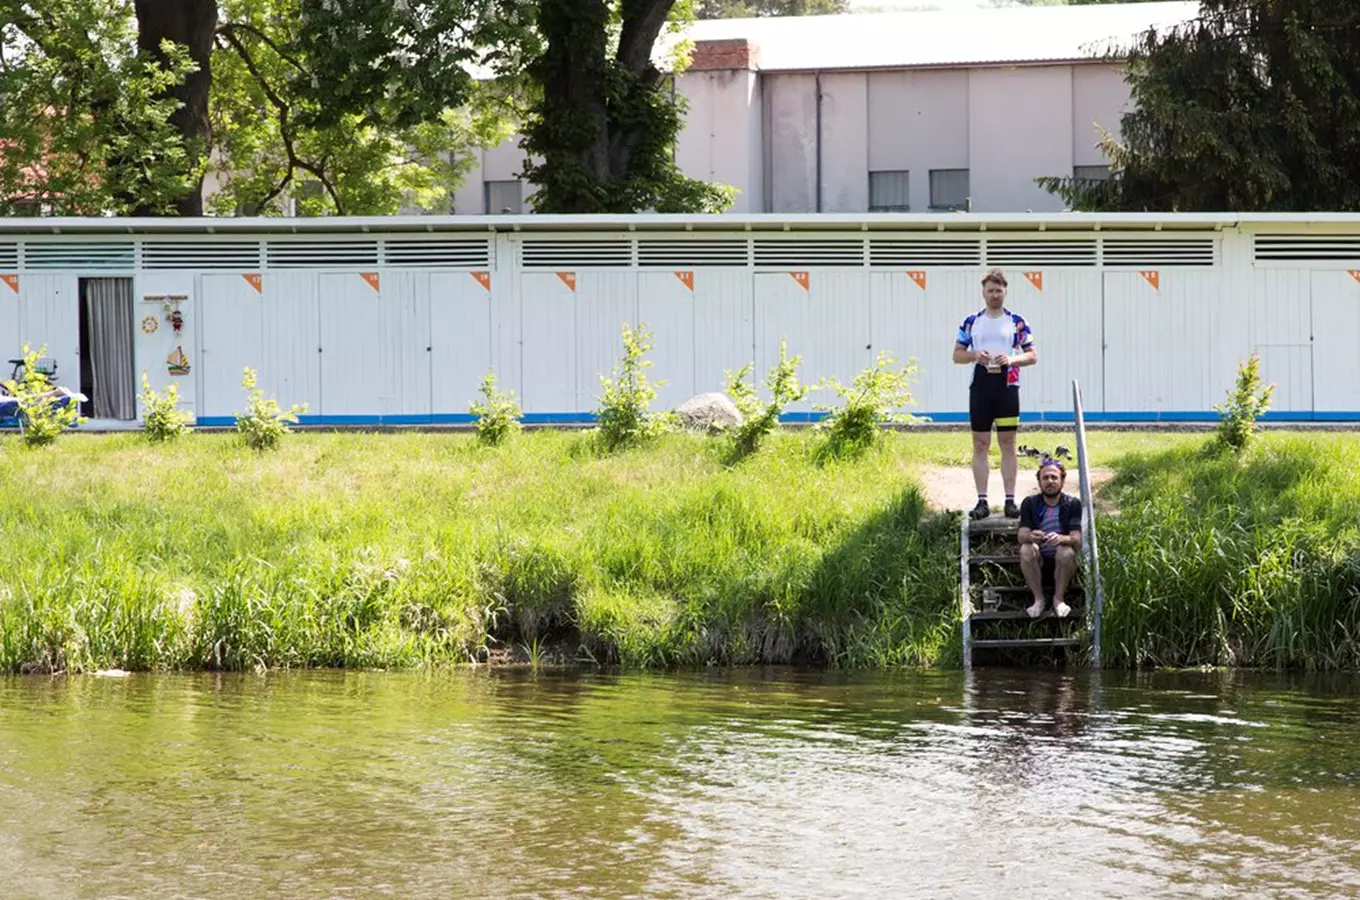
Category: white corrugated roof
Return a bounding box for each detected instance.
[668,1,1201,71]
[2,212,1358,236]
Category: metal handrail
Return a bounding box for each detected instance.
[1072,380,1105,668]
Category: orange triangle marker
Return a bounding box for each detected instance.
[1,274,17,294]
[243,273,262,293]
[675,270,694,291]
[557,272,576,292]
[361,272,380,291]
[907,270,926,290]
[1140,270,1160,289]
[472,271,491,291]
[1350,270,1360,284]
[791,271,809,290]
[1024,271,1043,291]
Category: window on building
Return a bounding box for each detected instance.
[868,170,910,212]
[486,180,523,214]
[1074,164,1112,182]
[929,169,969,211]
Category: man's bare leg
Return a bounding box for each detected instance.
[1019,543,1046,618]
[998,429,1017,501]
[972,430,992,500]
[1052,545,1077,618]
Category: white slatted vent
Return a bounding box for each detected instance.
[869,239,982,267]
[1253,235,1360,262]
[1103,238,1215,267]
[637,239,749,267]
[265,240,379,268]
[754,238,864,266]
[0,244,16,269]
[383,238,491,268]
[521,239,632,268]
[985,240,1097,267]
[141,241,262,270]
[23,241,135,270]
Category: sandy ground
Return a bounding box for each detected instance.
[916,463,1118,515]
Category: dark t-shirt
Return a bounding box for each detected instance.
[1018,493,1083,550]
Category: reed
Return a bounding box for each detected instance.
[1098,433,1360,669]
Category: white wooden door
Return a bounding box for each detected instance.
[1311,270,1360,414]
[638,270,694,410]
[430,271,493,417]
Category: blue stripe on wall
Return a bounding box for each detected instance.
[183,410,1360,427]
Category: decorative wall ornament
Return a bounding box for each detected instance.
[141,315,159,335]
[167,346,190,376]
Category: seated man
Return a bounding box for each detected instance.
[1017,459,1083,619]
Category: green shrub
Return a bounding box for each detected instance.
[234,367,307,452]
[815,352,923,460]
[594,322,673,452]
[469,370,523,446]
[1214,352,1275,454]
[724,337,807,459]
[2,344,82,447]
[138,372,193,442]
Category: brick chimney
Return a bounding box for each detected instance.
[689,38,760,72]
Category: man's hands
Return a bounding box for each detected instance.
[1030,530,1063,548]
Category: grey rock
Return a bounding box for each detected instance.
[675,392,743,432]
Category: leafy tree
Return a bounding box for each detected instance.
[697,0,846,17]
[520,0,734,213]
[0,0,524,216]
[0,0,202,215]
[209,0,527,216]
[1039,1,1360,211]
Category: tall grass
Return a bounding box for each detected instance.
[0,431,957,673]
[1099,434,1360,670]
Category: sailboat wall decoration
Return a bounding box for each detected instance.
[167,346,191,376]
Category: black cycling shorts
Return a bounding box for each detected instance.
[969,366,1020,433]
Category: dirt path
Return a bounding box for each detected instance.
[915,463,1119,515]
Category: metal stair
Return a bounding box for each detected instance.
[960,517,1086,664]
[958,380,1107,669]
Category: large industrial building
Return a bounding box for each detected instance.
[0,212,1356,427]
[452,2,1201,216]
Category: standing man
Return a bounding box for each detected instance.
[952,269,1037,520]
[1017,459,1082,619]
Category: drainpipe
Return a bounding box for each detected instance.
[815,70,823,213]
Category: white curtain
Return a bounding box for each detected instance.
[85,278,135,419]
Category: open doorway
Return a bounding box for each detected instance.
[78,277,136,420]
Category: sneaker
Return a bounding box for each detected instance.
[969,499,990,520]
[1004,499,1020,518]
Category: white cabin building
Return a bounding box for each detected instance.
[0,212,1356,427]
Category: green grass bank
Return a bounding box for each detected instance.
[1,429,1357,673]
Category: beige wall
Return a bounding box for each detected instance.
[866,70,969,212]
[676,69,764,213]
[1072,64,1129,166]
[968,66,1073,213]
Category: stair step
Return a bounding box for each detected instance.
[979,584,1083,594]
[968,518,1020,535]
[969,609,1083,621]
[971,637,1083,649]
[969,553,1021,565]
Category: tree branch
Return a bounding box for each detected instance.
[217,27,301,211]
[216,21,307,73]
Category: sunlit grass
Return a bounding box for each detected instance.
[4,428,1357,673]
[0,430,957,673]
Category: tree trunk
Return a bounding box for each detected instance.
[133,0,218,216]
[529,0,675,212]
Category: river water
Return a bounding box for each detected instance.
[2,668,1358,899]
